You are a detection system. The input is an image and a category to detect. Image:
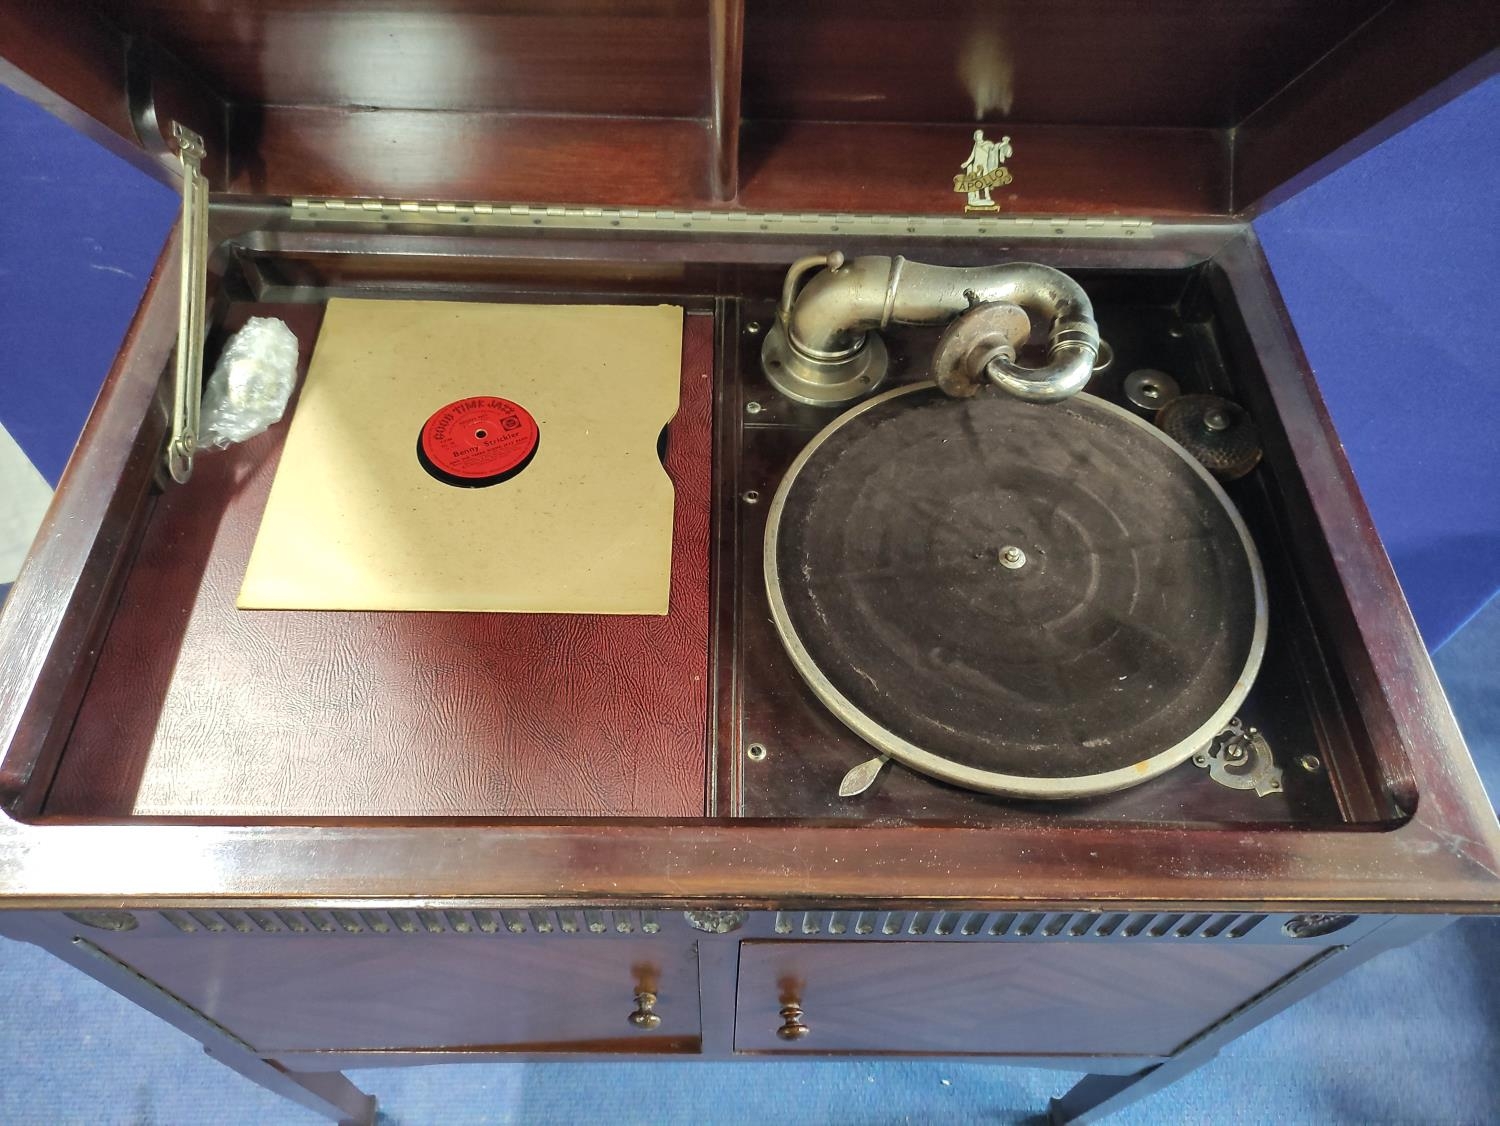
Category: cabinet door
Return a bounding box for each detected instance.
[734,940,1312,1055]
[91,928,699,1054]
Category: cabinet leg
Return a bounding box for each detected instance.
[1049,1056,1213,1125]
[206,1047,376,1126]
[1050,918,1447,1123]
[0,918,376,1125]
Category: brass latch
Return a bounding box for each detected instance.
[166,122,208,484]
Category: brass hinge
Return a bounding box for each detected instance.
[167,123,209,484]
[289,199,1153,240]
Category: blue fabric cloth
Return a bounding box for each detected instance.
[1254,74,1500,647]
[0,85,177,487]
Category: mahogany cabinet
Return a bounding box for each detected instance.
[0,904,1410,1109]
[1,2,1498,1123]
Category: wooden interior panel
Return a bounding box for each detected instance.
[733,940,1315,1055]
[85,0,712,116]
[741,0,1388,129]
[78,0,1392,131]
[90,928,700,1053]
[43,305,713,819]
[5,1,1491,213]
[225,108,713,205]
[226,113,1228,215]
[738,120,1230,216]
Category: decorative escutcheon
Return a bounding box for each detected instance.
[628,990,662,1030]
[777,1003,810,1041]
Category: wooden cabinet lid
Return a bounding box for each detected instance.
[3,2,1497,216]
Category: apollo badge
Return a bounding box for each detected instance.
[954,130,1013,212]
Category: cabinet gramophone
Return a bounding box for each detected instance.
[1,3,1497,1122]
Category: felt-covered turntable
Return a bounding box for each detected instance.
[766,381,1264,799]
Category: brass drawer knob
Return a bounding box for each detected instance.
[777,1003,810,1041]
[628,990,662,1030]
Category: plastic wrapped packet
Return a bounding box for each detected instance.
[196,317,301,450]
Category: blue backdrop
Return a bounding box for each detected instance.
[0,88,178,487]
[1255,75,1500,647]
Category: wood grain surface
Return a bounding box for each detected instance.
[7,1,1493,213]
[87,0,713,116]
[740,1,1388,129]
[225,108,714,206]
[90,927,701,1053]
[736,121,1232,217]
[732,939,1314,1055]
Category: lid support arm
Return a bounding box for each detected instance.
[708,0,744,201]
[166,122,208,484]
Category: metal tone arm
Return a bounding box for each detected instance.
[762,254,1099,406]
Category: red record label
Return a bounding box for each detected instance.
[418,397,539,483]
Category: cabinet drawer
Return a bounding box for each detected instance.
[91,928,699,1054]
[733,940,1313,1055]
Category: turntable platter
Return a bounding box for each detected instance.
[764,383,1266,798]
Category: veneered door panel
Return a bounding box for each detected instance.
[734,940,1313,1055]
[91,929,699,1053]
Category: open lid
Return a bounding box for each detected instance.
[2,2,1496,217]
